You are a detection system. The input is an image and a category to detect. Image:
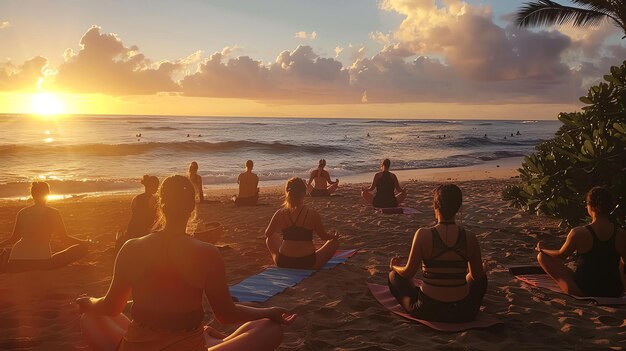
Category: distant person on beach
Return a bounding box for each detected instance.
[77,175,294,351]
[115,175,160,250]
[536,187,626,297]
[388,184,487,322]
[233,160,259,206]
[0,182,89,273]
[361,159,407,208]
[266,177,339,269]
[188,161,206,203]
[307,159,339,197]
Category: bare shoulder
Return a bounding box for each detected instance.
[415,227,431,241]
[569,225,589,238]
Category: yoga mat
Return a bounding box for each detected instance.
[368,279,502,332]
[376,207,419,215]
[229,249,357,303]
[509,265,626,306]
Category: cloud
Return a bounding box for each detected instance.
[0,21,9,29]
[181,45,354,102]
[0,56,47,91]
[334,46,344,58]
[46,26,181,95]
[295,31,317,40]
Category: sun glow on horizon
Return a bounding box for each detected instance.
[29,93,66,116]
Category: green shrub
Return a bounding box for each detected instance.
[503,61,626,227]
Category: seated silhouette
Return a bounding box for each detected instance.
[307,159,339,197]
[1,182,89,273]
[361,159,407,208]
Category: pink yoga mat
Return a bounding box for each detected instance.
[367,280,502,332]
[513,273,626,306]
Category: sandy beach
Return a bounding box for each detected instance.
[0,164,624,350]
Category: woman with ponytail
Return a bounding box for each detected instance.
[536,186,626,297]
[78,175,293,351]
[0,182,89,273]
[265,177,339,269]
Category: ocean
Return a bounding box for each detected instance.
[0,115,561,198]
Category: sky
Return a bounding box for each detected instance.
[0,0,624,119]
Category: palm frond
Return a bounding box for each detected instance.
[517,0,609,28]
[569,0,615,13]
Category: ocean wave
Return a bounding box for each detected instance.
[138,126,180,131]
[447,136,543,148]
[0,141,345,157]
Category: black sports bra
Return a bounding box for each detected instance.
[422,227,469,288]
[282,208,314,242]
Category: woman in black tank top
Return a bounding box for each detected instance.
[361,159,407,208]
[387,184,488,322]
[536,187,626,297]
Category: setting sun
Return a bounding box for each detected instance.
[29,93,65,115]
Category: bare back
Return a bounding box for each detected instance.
[9,205,63,260]
[310,169,330,189]
[120,233,210,313]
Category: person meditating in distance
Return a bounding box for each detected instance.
[233,160,259,206]
[307,159,339,197]
[77,175,294,351]
[388,184,487,322]
[361,159,407,208]
[0,182,89,273]
[188,161,207,203]
[536,186,626,297]
[115,175,159,251]
[266,177,339,269]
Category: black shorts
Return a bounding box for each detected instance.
[310,188,330,197]
[276,253,316,269]
[387,271,487,323]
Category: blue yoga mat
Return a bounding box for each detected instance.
[229,249,357,302]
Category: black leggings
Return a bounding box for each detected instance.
[276,253,316,269]
[388,271,487,323]
[5,243,89,273]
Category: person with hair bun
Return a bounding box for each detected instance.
[78,175,294,351]
[115,175,160,250]
[307,159,339,197]
[361,159,407,208]
[265,177,339,269]
[0,182,89,273]
[536,186,626,297]
[388,184,487,322]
